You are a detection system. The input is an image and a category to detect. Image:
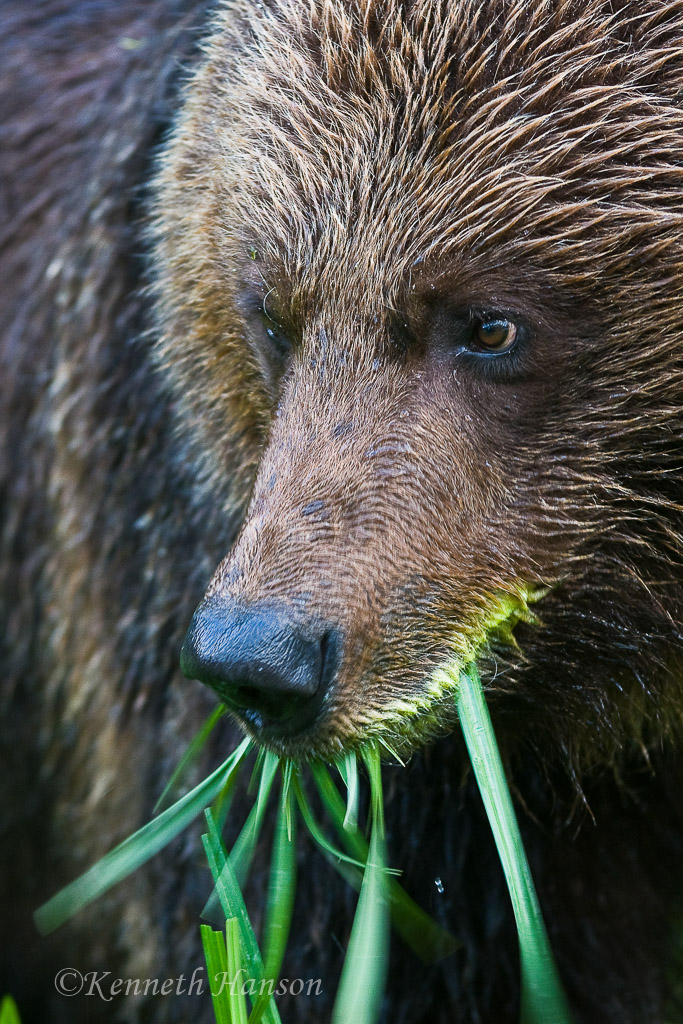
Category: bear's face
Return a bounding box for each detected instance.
[152,0,683,762]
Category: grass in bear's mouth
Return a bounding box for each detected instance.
[35,663,572,1024]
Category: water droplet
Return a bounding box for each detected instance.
[434,877,444,894]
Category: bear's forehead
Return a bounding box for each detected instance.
[186,0,683,308]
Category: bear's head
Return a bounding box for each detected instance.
[152,0,683,767]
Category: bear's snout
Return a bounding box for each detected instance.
[180,597,339,737]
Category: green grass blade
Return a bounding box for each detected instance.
[309,764,400,874]
[202,810,281,1024]
[202,810,265,981]
[361,746,385,833]
[310,761,459,962]
[292,772,367,870]
[263,778,297,981]
[212,759,244,834]
[248,780,297,1024]
[455,663,573,1024]
[35,738,252,935]
[0,996,22,1024]
[231,751,280,887]
[331,746,390,1024]
[201,924,231,1024]
[155,704,228,813]
[226,919,250,1024]
[203,751,280,923]
[281,760,294,838]
[337,751,359,832]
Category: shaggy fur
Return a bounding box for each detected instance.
[3,0,683,1021]
[154,0,683,764]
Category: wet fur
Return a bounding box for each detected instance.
[2,0,683,1021]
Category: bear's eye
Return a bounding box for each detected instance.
[472,318,518,353]
[263,319,292,360]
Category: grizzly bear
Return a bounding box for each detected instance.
[3,0,683,1022]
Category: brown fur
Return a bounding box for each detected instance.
[3,0,683,1022]
[155,0,683,769]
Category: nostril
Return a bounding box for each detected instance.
[320,631,330,677]
[230,684,293,722]
[180,598,341,737]
[319,629,338,692]
[235,685,261,707]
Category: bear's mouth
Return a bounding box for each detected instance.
[180,583,546,758]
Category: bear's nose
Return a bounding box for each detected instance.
[179,598,338,736]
